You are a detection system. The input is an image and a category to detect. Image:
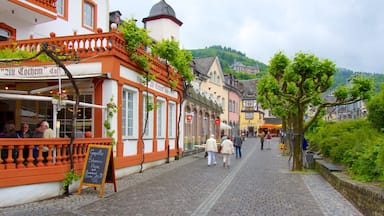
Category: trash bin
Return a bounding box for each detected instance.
[305,151,315,169]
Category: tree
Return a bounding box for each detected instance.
[367,84,384,131]
[257,51,373,171]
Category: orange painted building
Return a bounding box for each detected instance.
[0,0,186,207]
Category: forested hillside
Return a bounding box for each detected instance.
[189,45,267,77]
[189,45,384,93]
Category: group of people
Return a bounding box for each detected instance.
[204,130,275,168]
[0,121,55,163]
[204,134,243,169]
[259,130,272,150]
[0,121,54,139]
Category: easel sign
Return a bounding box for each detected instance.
[77,144,117,198]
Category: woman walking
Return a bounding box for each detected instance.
[220,136,234,168]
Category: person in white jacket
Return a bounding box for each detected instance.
[205,134,218,166]
[220,136,234,168]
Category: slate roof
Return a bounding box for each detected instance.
[148,0,176,18]
[238,79,258,98]
[192,57,216,76]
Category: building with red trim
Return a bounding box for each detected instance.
[0,0,190,207]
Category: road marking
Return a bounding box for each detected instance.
[191,142,256,216]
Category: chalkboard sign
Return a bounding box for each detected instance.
[78,144,116,198]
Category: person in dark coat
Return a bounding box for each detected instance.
[233,135,243,159]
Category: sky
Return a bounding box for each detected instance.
[109,0,384,74]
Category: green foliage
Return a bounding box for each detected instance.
[307,119,384,182]
[189,45,268,77]
[119,18,152,72]
[103,96,118,145]
[0,47,52,63]
[367,84,384,131]
[152,39,194,84]
[331,69,384,94]
[63,169,80,188]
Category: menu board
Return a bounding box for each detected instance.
[78,144,115,198]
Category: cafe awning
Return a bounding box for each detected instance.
[220,122,232,130]
[259,124,282,129]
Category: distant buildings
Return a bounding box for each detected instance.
[231,60,260,74]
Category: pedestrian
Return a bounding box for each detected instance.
[16,123,33,163]
[259,130,265,150]
[205,134,218,166]
[233,135,243,159]
[0,123,18,163]
[16,123,33,138]
[220,135,234,168]
[266,131,272,149]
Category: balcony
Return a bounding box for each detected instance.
[1,0,57,25]
[0,137,113,188]
[0,30,182,91]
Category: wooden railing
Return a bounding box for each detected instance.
[0,138,113,187]
[26,0,57,13]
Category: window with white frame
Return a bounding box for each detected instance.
[168,102,176,138]
[156,97,166,138]
[122,86,138,138]
[142,94,154,137]
[83,0,95,29]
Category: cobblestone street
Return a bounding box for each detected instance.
[0,137,363,216]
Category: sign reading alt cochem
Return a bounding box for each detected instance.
[0,63,102,80]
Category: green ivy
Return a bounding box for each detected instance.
[103,96,118,145]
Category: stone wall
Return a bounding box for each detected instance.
[315,160,384,216]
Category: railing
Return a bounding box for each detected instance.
[0,138,113,187]
[26,0,57,13]
[0,31,127,60]
[0,31,183,92]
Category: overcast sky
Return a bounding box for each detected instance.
[109,0,384,74]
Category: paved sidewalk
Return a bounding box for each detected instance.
[0,137,363,216]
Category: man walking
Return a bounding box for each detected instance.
[233,135,243,159]
[205,134,218,166]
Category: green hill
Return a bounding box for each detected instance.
[189,45,384,93]
[189,45,268,80]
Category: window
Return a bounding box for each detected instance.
[122,87,138,137]
[56,0,68,19]
[83,0,96,30]
[142,94,154,137]
[0,23,16,41]
[156,98,166,138]
[168,102,176,138]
